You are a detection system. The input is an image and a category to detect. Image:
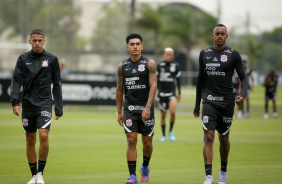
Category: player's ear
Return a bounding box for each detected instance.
[141,44,143,50]
[126,45,129,51]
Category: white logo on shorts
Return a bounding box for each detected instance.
[126,119,132,127]
[203,116,209,124]
[223,116,233,123]
[23,118,28,126]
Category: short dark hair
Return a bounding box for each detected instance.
[126,33,142,44]
[30,29,44,37]
[214,24,227,32]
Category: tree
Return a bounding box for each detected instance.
[136,3,162,56]
[0,0,80,54]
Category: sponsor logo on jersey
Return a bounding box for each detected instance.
[132,69,137,73]
[125,119,132,127]
[138,64,145,72]
[159,72,173,82]
[125,68,131,71]
[205,49,212,52]
[22,118,28,126]
[213,57,218,61]
[41,111,51,118]
[42,60,49,67]
[207,57,212,59]
[170,65,176,72]
[205,63,225,76]
[223,116,233,123]
[203,116,209,123]
[221,55,228,62]
[224,50,232,53]
[144,119,155,126]
[26,62,32,65]
[207,95,224,101]
[140,60,147,63]
[128,105,145,111]
[125,77,146,89]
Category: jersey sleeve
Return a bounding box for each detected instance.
[194,50,204,112]
[233,51,248,98]
[52,57,63,116]
[10,56,23,108]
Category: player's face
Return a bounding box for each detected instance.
[29,34,45,53]
[127,38,143,56]
[212,27,228,46]
[163,51,174,62]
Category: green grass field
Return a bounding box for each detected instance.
[0,86,281,184]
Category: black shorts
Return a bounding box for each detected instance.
[265,92,277,101]
[123,112,155,137]
[201,103,234,135]
[22,110,52,133]
[158,96,176,112]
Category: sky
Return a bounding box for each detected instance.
[82,0,282,35]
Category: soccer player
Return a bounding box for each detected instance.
[193,24,248,184]
[263,70,279,119]
[116,33,157,183]
[237,58,254,118]
[156,47,181,141]
[10,29,63,184]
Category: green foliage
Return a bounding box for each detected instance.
[0,0,81,54]
[91,1,128,53]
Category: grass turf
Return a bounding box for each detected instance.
[0,85,281,184]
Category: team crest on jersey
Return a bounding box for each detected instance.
[22,118,28,126]
[221,55,228,62]
[125,119,132,127]
[138,64,145,72]
[42,60,49,67]
[170,65,176,72]
[203,116,209,124]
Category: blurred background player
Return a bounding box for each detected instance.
[10,29,63,184]
[116,33,157,183]
[156,47,181,142]
[263,70,279,119]
[60,58,70,81]
[237,56,254,118]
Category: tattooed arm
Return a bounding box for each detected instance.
[116,63,124,126]
[142,59,157,121]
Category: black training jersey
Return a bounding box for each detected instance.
[194,46,247,112]
[265,74,278,94]
[10,49,63,116]
[245,67,253,89]
[157,61,181,97]
[122,56,153,115]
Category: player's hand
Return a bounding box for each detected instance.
[235,96,244,106]
[55,116,61,120]
[142,107,151,121]
[193,111,200,118]
[13,106,21,116]
[117,113,124,127]
[177,94,181,102]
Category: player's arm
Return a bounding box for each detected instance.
[193,51,204,117]
[142,59,157,121]
[10,57,23,116]
[234,51,248,106]
[176,65,181,101]
[52,57,63,119]
[263,74,270,86]
[116,63,124,126]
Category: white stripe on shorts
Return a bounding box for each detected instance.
[42,119,52,128]
[123,124,132,133]
[202,122,208,130]
[148,126,155,137]
[222,126,231,135]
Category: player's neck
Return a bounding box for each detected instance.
[213,44,225,51]
[130,54,141,62]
